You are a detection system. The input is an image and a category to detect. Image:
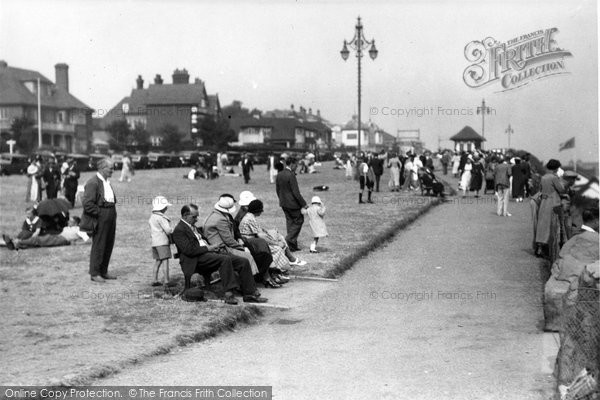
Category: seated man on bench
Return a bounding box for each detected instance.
[172,203,267,305]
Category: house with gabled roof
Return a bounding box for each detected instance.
[229,104,332,150]
[0,61,93,153]
[99,69,221,147]
[450,125,485,152]
[339,115,394,151]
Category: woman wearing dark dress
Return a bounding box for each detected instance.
[469,156,484,197]
[511,158,527,202]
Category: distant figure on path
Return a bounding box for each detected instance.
[241,153,253,184]
[81,158,118,283]
[43,159,61,199]
[26,158,42,202]
[494,156,512,217]
[276,157,308,251]
[119,152,134,182]
[63,156,80,207]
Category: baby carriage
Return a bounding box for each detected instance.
[418,168,445,197]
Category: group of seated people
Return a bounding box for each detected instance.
[2,208,89,250]
[172,191,308,305]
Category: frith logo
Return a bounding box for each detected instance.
[463,28,572,91]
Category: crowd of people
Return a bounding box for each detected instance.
[3,155,330,306]
[25,155,80,206]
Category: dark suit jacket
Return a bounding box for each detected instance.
[80,175,116,233]
[276,168,306,210]
[242,159,253,174]
[63,165,80,191]
[172,220,211,277]
[369,157,384,176]
[43,167,61,194]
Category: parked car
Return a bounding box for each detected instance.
[0,153,29,175]
[131,153,149,170]
[88,153,107,171]
[147,152,171,169]
[67,153,92,172]
[178,150,200,167]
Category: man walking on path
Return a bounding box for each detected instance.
[81,158,118,283]
[275,157,307,251]
[494,155,512,217]
[241,153,253,184]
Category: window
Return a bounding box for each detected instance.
[346,133,357,140]
[0,108,8,120]
[122,103,129,113]
[24,81,36,94]
[57,110,67,123]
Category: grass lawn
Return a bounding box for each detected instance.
[0,161,442,385]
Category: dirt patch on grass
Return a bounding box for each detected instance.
[0,162,442,384]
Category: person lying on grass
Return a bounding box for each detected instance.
[3,216,89,250]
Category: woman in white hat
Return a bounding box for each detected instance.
[148,195,174,286]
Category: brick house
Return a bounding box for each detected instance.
[0,61,93,153]
[100,69,221,147]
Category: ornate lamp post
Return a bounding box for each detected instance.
[505,124,514,150]
[340,16,378,155]
[476,98,492,150]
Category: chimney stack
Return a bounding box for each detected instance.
[154,74,163,84]
[136,75,144,89]
[172,68,190,84]
[55,63,69,92]
[0,60,7,69]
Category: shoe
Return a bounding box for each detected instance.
[91,275,105,283]
[224,293,238,305]
[289,259,307,266]
[3,234,15,250]
[273,274,289,284]
[151,281,162,287]
[166,281,178,287]
[310,249,319,253]
[263,279,281,289]
[101,274,117,280]
[504,213,512,217]
[243,294,268,303]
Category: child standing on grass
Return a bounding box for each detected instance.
[302,196,328,253]
[149,196,174,287]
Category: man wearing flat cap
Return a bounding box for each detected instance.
[81,158,117,283]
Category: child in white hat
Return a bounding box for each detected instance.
[148,195,174,287]
[302,196,328,253]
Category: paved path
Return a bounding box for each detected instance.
[96,189,555,399]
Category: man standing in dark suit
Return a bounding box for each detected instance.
[43,159,61,199]
[172,204,267,304]
[241,153,253,184]
[81,158,117,283]
[369,151,385,192]
[275,157,308,251]
[63,156,80,207]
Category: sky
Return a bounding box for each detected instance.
[1,0,598,163]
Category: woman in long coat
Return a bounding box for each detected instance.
[387,153,401,191]
[534,159,567,256]
[511,158,527,202]
[470,156,484,197]
[460,156,473,196]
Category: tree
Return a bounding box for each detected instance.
[106,120,130,151]
[10,116,36,152]
[131,122,150,152]
[160,123,182,152]
[198,115,236,149]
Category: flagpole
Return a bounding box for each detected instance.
[573,139,577,173]
[37,78,42,148]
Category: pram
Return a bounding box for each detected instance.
[418,168,445,197]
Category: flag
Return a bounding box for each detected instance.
[559,137,575,151]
